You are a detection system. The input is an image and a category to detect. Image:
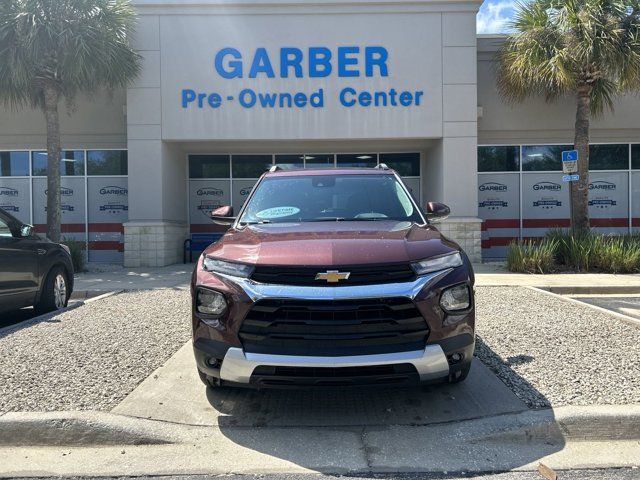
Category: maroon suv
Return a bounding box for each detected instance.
[191,165,475,388]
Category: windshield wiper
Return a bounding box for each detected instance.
[307,217,346,222]
[239,220,271,225]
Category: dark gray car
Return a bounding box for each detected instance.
[0,207,74,315]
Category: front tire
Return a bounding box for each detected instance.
[35,266,69,315]
[198,370,220,388]
[448,362,471,384]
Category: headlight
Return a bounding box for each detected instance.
[196,288,227,316]
[440,284,470,312]
[203,257,254,278]
[411,252,463,275]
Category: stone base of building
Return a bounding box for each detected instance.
[124,221,189,267]
[435,217,482,264]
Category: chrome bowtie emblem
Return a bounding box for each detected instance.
[315,270,351,283]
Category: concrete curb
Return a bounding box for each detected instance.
[540,286,640,295]
[530,287,640,329]
[0,404,638,448]
[0,411,176,446]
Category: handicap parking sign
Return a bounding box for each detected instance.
[562,150,578,173]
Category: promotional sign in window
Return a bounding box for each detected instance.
[633,172,640,232]
[87,178,128,262]
[189,180,231,232]
[588,172,629,234]
[522,173,570,238]
[232,180,258,211]
[32,177,86,241]
[0,178,31,224]
[478,173,520,258]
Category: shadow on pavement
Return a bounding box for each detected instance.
[210,342,565,473]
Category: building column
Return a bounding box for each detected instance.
[123,16,188,267]
[430,14,482,263]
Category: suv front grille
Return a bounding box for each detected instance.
[250,263,416,286]
[239,298,428,356]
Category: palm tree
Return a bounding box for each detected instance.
[0,0,141,242]
[496,0,640,231]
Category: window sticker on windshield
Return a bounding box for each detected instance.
[256,206,300,219]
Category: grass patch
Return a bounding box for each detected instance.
[62,237,86,272]
[506,230,640,274]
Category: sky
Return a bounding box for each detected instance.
[476,0,516,34]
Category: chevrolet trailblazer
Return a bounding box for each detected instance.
[191,165,475,388]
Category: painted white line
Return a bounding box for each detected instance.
[527,286,640,329]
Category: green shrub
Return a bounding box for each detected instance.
[506,238,558,273]
[545,229,640,273]
[62,237,86,272]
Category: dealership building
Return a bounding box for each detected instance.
[1,0,640,266]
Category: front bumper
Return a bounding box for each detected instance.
[192,258,476,387]
[219,344,450,384]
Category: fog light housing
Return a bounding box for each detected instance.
[440,284,470,312]
[197,288,227,316]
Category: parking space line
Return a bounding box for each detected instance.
[527,286,640,329]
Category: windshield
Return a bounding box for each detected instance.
[238,174,424,224]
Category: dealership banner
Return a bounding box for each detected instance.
[32,177,86,242]
[231,179,258,212]
[632,172,640,232]
[478,173,520,258]
[588,172,629,234]
[87,178,128,262]
[189,180,231,233]
[521,173,570,238]
[0,178,31,224]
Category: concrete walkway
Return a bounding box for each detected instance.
[74,264,192,292]
[74,262,640,292]
[112,341,527,427]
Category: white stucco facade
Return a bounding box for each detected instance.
[1,0,639,265]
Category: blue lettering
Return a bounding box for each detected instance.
[239,89,256,108]
[208,93,222,108]
[215,47,243,79]
[415,91,424,106]
[182,89,196,108]
[259,92,278,107]
[340,87,357,107]
[249,48,275,78]
[338,47,360,77]
[359,90,372,107]
[310,89,324,107]
[279,93,292,108]
[294,92,307,108]
[280,48,303,78]
[309,47,332,77]
[399,91,413,106]
[365,47,388,77]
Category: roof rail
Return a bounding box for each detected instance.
[375,163,389,170]
[268,165,282,173]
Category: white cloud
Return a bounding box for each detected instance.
[477,0,516,34]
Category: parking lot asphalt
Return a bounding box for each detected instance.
[569,295,640,321]
[112,342,527,427]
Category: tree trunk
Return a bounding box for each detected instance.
[43,83,62,243]
[570,86,591,232]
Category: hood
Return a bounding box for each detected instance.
[203,221,460,266]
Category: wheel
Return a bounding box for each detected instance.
[198,370,220,388]
[35,266,69,315]
[448,362,471,384]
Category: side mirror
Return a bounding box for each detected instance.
[425,202,450,222]
[20,224,34,238]
[210,206,236,226]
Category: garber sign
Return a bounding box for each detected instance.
[182,46,424,110]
